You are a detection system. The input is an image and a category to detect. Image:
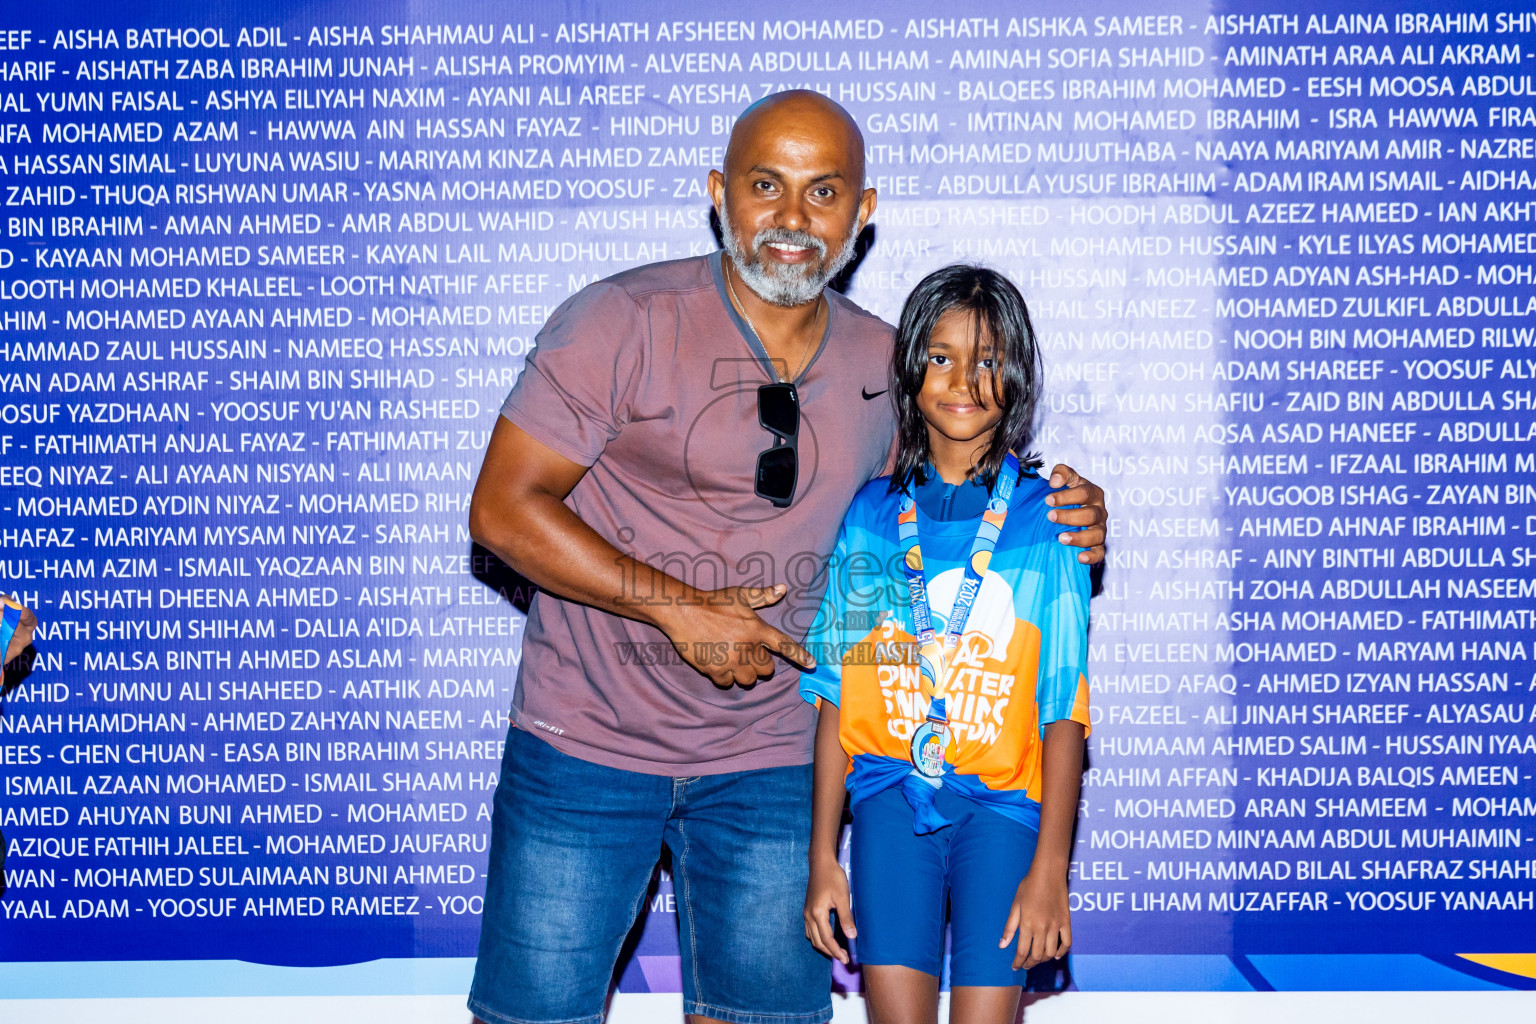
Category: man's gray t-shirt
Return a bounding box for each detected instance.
[499,252,896,774]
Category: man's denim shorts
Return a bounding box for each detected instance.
[468,726,832,1024]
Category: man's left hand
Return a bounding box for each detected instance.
[1045,464,1107,565]
[1,597,36,666]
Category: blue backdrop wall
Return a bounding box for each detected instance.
[2,0,1534,999]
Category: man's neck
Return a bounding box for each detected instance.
[723,258,824,365]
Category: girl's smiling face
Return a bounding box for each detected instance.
[887,263,1043,493]
[917,311,1006,476]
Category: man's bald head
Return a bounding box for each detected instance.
[725,91,866,188]
[708,91,876,307]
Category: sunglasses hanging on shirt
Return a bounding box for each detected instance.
[755,382,799,508]
[726,262,819,510]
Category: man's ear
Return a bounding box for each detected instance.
[707,169,726,213]
[857,185,878,232]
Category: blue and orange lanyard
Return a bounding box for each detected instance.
[898,452,1019,780]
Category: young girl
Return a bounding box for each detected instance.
[800,264,1091,1023]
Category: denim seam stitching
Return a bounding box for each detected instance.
[467,997,602,1024]
[681,1001,832,1024]
[676,808,703,1005]
[605,870,653,1008]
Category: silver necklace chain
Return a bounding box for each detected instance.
[725,265,822,384]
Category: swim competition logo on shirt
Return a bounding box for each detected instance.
[926,568,1016,666]
[883,567,1020,747]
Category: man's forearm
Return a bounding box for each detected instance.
[470,489,694,632]
[467,419,813,688]
[1032,720,1087,878]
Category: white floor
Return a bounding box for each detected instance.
[4,992,1536,1023]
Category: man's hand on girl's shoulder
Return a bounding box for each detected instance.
[1044,463,1108,565]
[1,597,36,666]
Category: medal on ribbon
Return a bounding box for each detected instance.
[910,703,949,779]
[897,453,1019,783]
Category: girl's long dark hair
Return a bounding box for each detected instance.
[888,264,1043,494]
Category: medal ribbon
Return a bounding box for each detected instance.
[897,452,1019,833]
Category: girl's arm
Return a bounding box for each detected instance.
[803,702,856,963]
[1001,719,1086,969]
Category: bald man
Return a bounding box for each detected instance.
[466,92,1107,1024]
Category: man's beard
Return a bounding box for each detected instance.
[719,201,861,308]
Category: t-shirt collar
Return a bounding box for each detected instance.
[708,250,834,386]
